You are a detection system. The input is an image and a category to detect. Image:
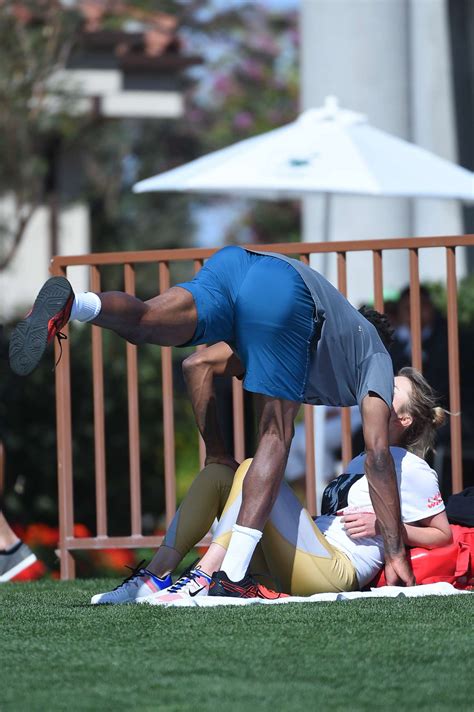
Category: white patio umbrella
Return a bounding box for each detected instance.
[133,96,474,202]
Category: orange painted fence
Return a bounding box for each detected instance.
[51,235,474,578]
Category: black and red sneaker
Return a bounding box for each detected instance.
[208,570,288,600]
[9,276,74,376]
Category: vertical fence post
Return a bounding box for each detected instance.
[372,250,384,313]
[90,265,108,538]
[409,249,423,372]
[446,247,463,493]
[337,252,352,468]
[52,263,76,579]
[300,254,317,515]
[232,379,246,463]
[304,405,317,516]
[159,261,177,528]
[124,263,142,537]
[193,259,207,470]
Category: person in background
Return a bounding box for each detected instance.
[0,326,41,582]
[390,286,474,470]
[391,286,450,407]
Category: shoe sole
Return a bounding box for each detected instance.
[90,595,136,605]
[9,276,73,376]
[90,590,171,605]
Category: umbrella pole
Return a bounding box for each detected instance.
[322,192,331,277]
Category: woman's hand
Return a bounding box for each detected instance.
[341,513,416,585]
[341,511,379,539]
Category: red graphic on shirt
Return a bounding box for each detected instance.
[427,491,443,509]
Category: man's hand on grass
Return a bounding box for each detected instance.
[384,553,416,587]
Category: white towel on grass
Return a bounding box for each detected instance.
[166,582,471,608]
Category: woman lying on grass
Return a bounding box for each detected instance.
[91,367,452,605]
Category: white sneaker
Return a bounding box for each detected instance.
[139,567,212,606]
[90,561,172,605]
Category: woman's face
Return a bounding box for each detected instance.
[389,376,413,444]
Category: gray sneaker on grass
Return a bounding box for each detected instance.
[0,542,38,582]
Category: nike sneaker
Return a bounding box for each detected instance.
[9,276,74,376]
[139,566,212,605]
[208,570,288,599]
[90,560,172,605]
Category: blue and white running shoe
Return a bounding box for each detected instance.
[90,560,172,605]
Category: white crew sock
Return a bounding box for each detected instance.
[220,524,262,582]
[70,293,102,323]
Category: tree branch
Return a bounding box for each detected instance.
[0,203,38,272]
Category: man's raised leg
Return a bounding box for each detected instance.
[91,287,197,346]
[9,276,198,375]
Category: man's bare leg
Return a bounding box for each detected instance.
[219,394,300,581]
[237,395,300,528]
[0,511,20,550]
[0,510,41,582]
[9,280,199,376]
[92,286,198,346]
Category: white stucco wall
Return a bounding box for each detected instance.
[0,201,90,322]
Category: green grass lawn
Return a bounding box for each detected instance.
[1,581,473,712]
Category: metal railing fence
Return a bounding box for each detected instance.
[51,234,474,579]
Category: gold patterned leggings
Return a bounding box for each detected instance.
[163,459,358,595]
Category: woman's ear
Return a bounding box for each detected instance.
[399,412,413,429]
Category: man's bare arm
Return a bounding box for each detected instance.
[361,393,415,586]
[182,342,244,468]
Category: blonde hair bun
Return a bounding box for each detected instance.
[432,406,446,428]
[398,366,444,457]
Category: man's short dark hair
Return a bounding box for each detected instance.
[358,306,395,350]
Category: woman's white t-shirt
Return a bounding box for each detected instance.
[316,446,445,587]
